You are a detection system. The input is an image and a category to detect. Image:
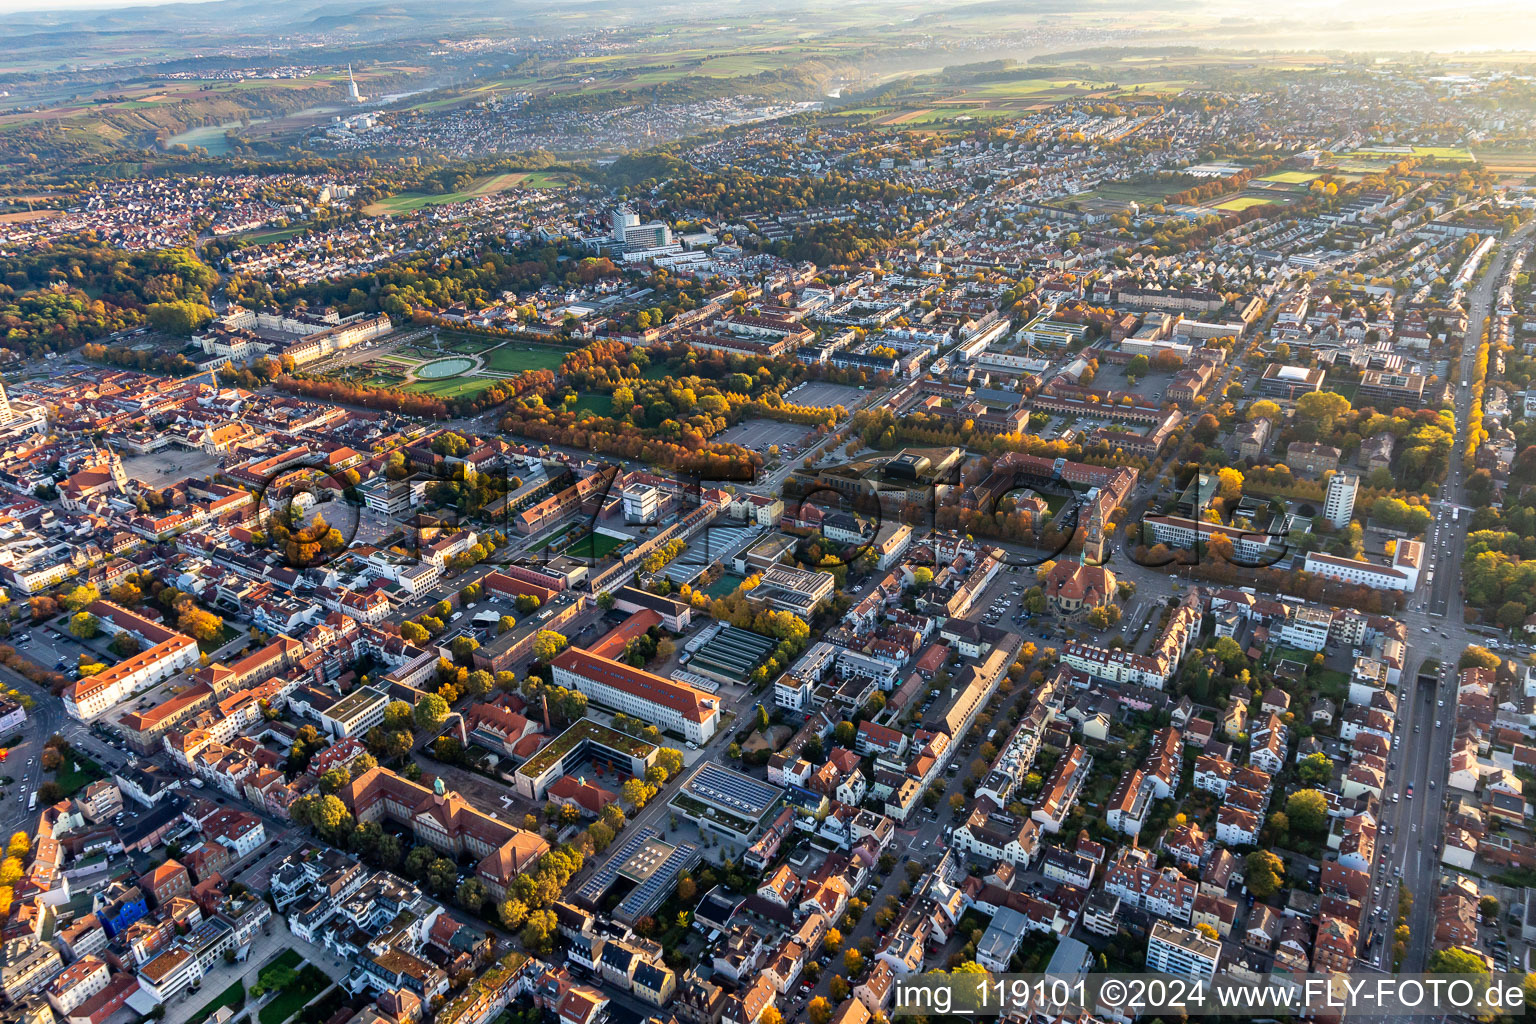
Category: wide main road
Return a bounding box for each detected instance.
[1386,220,1536,972]
[1424,220,1535,618]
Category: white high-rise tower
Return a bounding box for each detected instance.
[611,205,640,244]
[347,64,362,103]
[1324,472,1358,530]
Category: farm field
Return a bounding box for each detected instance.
[1481,152,1536,173]
[954,76,1115,100]
[1345,146,1476,163]
[1103,79,1196,96]
[0,209,61,224]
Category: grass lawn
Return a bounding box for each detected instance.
[54,748,106,797]
[1267,645,1316,667]
[404,376,497,400]
[258,966,329,1024]
[257,950,302,983]
[704,573,744,598]
[482,346,567,373]
[528,523,582,553]
[239,224,310,245]
[187,980,246,1024]
[363,171,550,215]
[1314,667,1350,698]
[199,622,241,654]
[292,987,350,1024]
[1214,196,1275,212]
[1413,146,1475,161]
[568,393,609,417]
[519,170,575,189]
[562,531,625,560]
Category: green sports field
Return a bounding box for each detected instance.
[1215,196,1277,212]
[1258,170,1320,184]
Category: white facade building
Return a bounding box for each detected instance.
[1146,921,1221,982]
[1324,473,1358,530]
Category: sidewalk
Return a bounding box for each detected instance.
[164,919,350,1024]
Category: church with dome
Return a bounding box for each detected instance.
[1040,557,1118,615]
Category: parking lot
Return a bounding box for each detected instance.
[11,625,101,677]
[783,380,866,410]
[1086,357,1180,395]
[715,418,813,453]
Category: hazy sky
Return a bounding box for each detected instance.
[0,0,219,10]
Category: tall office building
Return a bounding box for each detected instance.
[0,382,14,426]
[611,206,640,244]
[1324,472,1358,530]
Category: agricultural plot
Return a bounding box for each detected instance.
[1479,152,1536,174]
[1344,146,1476,164]
[955,77,1115,102]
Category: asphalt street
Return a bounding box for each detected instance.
[1381,220,1536,972]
